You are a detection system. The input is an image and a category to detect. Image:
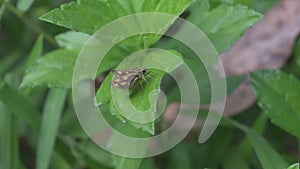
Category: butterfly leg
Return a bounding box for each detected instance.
[138,79,145,99]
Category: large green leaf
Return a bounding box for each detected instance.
[55,31,90,50]
[20,49,79,88]
[40,0,195,54]
[160,0,262,54]
[96,50,183,134]
[40,0,195,35]
[251,70,300,139]
[21,31,130,88]
[37,0,196,88]
[189,0,263,53]
[99,68,166,134]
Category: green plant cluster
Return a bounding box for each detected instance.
[0,0,299,169]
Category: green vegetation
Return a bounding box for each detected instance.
[0,0,299,169]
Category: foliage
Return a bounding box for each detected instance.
[0,0,299,169]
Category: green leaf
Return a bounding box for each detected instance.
[140,158,155,169]
[251,70,300,139]
[287,163,299,169]
[25,35,43,70]
[168,143,192,169]
[166,57,245,104]
[234,0,255,6]
[40,0,195,53]
[226,75,246,94]
[0,52,22,76]
[225,118,288,169]
[40,0,195,35]
[246,130,288,169]
[50,151,72,169]
[22,34,129,88]
[163,0,262,54]
[190,2,262,53]
[109,123,149,169]
[33,0,195,89]
[59,107,86,138]
[55,31,90,50]
[78,140,113,168]
[238,112,268,159]
[96,44,130,75]
[95,73,113,106]
[36,89,68,169]
[108,69,165,134]
[55,30,127,76]
[113,156,143,169]
[250,0,278,13]
[284,39,300,77]
[0,82,41,131]
[17,0,34,12]
[96,50,183,134]
[222,149,249,169]
[21,49,79,88]
[53,139,77,167]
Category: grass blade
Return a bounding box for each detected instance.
[10,114,19,169]
[0,102,12,169]
[225,118,288,169]
[25,35,43,69]
[36,88,68,169]
[0,82,41,131]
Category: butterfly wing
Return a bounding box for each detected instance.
[111,69,141,89]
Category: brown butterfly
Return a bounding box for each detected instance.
[110,68,149,89]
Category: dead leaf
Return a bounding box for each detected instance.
[219,0,300,116]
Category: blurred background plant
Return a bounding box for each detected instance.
[0,0,299,169]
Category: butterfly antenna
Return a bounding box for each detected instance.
[145,71,155,81]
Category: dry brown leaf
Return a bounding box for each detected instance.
[219,0,300,116]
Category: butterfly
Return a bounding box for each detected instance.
[110,68,149,89]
